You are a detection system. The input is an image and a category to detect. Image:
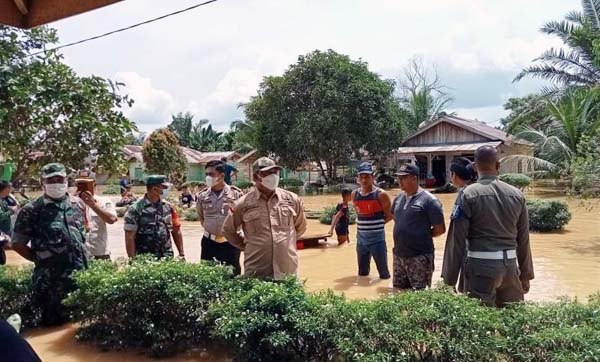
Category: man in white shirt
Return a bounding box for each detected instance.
[78,179,118,260]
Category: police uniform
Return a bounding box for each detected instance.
[12,163,88,325]
[222,157,307,280]
[197,184,243,274]
[443,174,534,307]
[123,176,181,258]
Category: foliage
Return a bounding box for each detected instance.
[280,178,304,187]
[526,199,572,232]
[101,183,121,195]
[115,207,127,218]
[500,94,552,131]
[397,57,453,133]
[319,204,357,225]
[0,265,40,329]
[167,112,195,148]
[569,134,600,196]
[244,49,405,183]
[514,0,600,88]
[499,173,533,189]
[168,112,235,152]
[65,258,235,357]
[142,128,188,185]
[182,208,199,221]
[0,26,136,183]
[233,180,254,190]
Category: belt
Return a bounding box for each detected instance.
[467,249,517,260]
[204,231,226,243]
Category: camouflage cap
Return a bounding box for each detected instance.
[252,157,282,174]
[41,163,67,179]
[145,175,169,187]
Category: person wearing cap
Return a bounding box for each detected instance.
[197,160,244,274]
[392,163,446,290]
[222,157,307,280]
[124,175,185,259]
[350,162,392,280]
[76,177,118,260]
[11,163,88,326]
[441,157,477,292]
[443,146,533,307]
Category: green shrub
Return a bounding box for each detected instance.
[280,178,304,187]
[182,207,199,221]
[65,258,235,357]
[527,199,572,232]
[0,265,40,329]
[233,180,253,190]
[319,204,357,225]
[115,207,127,218]
[499,173,532,189]
[181,180,203,188]
[102,183,121,195]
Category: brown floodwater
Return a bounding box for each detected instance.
[5,188,600,361]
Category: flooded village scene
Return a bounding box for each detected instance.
[1,1,600,362]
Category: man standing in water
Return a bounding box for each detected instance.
[441,157,476,292]
[351,162,392,280]
[443,146,534,307]
[392,164,445,290]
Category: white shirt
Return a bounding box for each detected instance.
[86,196,116,257]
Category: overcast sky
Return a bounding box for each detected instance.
[50,0,578,132]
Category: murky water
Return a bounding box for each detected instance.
[5,188,600,361]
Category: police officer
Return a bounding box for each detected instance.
[442,146,534,307]
[124,175,185,259]
[11,163,88,326]
[197,160,244,274]
[222,157,307,280]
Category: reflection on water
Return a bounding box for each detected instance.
[6,187,600,361]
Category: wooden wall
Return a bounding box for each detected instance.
[404,122,488,146]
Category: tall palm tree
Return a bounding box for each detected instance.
[514,0,600,87]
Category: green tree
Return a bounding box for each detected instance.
[514,0,600,88]
[244,49,406,183]
[167,112,195,147]
[142,128,187,185]
[397,57,453,133]
[500,94,552,131]
[189,122,223,151]
[0,26,137,182]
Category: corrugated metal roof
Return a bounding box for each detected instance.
[396,141,502,154]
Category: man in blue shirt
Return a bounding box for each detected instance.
[392,164,446,290]
[221,157,238,185]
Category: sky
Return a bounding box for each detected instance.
[49,0,580,132]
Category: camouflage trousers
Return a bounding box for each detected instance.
[32,268,79,326]
[393,253,434,290]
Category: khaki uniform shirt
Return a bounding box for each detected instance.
[444,174,534,285]
[222,187,307,280]
[197,185,243,239]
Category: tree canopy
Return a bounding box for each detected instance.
[142,128,187,185]
[0,26,137,182]
[243,49,406,182]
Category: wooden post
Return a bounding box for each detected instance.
[427,154,433,178]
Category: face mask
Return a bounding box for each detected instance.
[205,176,215,188]
[161,188,171,198]
[45,183,68,199]
[261,174,280,191]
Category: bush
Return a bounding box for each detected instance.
[499,173,532,189]
[0,265,40,329]
[234,180,253,190]
[280,178,304,187]
[64,258,235,357]
[115,207,127,218]
[526,199,572,232]
[102,183,121,195]
[319,204,357,225]
[182,207,199,221]
[181,180,203,188]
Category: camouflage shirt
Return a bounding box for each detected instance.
[12,195,88,272]
[0,197,14,235]
[124,196,181,258]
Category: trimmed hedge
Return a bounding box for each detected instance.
[527,199,572,232]
[182,207,199,221]
[319,204,357,225]
[280,178,304,187]
[233,180,253,190]
[499,173,532,189]
[3,260,600,361]
[102,183,121,195]
[0,265,40,329]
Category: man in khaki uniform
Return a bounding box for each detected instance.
[197,160,244,274]
[222,157,307,280]
[442,146,534,307]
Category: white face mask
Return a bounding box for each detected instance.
[45,183,68,199]
[205,176,215,188]
[161,188,171,198]
[261,174,280,191]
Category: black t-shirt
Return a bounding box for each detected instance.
[180,194,194,205]
[335,202,349,229]
[392,189,445,257]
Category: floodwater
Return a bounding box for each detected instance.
[5,188,600,361]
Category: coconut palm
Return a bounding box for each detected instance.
[514,0,600,87]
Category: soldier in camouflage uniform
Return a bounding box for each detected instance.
[11,163,88,326]
[124,175,185,259]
